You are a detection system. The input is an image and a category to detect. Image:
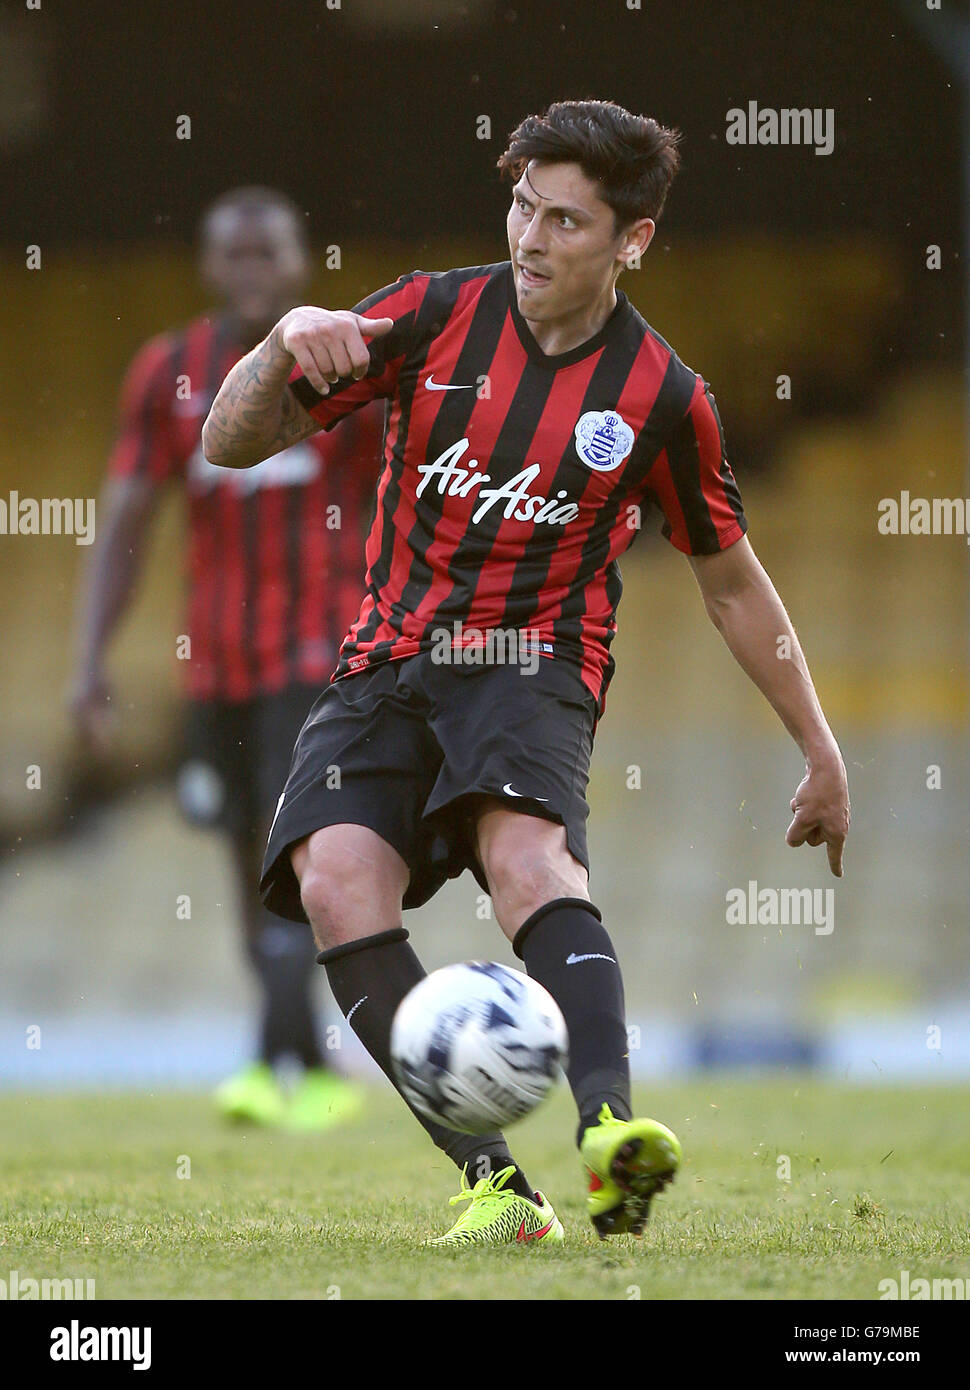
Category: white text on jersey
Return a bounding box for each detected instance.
[415,440,580,526]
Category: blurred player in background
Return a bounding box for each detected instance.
[69,187,382,1130]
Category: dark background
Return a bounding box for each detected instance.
[3,0,959,244]
[2,0,960,387]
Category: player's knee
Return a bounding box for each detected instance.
[297,862,338,932]
[292,840,355,928]
[292,827,408,944]
[485,838,588,932]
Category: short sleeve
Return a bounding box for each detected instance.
[106,335,181,484]
[287,272,423,430]
[646,377,747,555]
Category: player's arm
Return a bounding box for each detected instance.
[201,307,393,469]
[688,536,850,875]
[68,475,160,748]
[69,337,181,749]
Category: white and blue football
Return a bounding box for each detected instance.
[390,962,568,1135]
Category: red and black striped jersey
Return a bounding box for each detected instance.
[289,262,747,712]
[108,314,383,703]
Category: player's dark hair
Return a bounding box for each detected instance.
[199,186,309,249]
[497,100,681,231]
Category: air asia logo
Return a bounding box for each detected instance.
[574,411,634,472]
[416,439,579,526]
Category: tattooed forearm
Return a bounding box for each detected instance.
[201,322,320,468]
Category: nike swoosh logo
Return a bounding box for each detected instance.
[516,1215,555,1243]
[566,952,616,965]
[425,374,474,391]
[347,996,368,1023]
[502,783,549,802]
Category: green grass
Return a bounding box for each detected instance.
[1,1079,968,1300]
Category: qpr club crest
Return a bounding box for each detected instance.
[574,409,635,472]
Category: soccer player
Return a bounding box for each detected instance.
[70,187,381,1131]
[201,103,850,1243]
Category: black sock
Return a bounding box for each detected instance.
[513,898,631,1145]
[249,915,324,1069]
[319,929,536,1201]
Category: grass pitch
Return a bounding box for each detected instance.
[1,1078,967,1301]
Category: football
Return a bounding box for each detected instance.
[390,961,569,1135]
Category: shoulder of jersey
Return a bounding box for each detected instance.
[132,315,221,369]
[623,299,673,356]
[404,262,509,287]
[128,325,180,367]
[623,301,703,388]
[387,263,508,338]
[401,262,508,306]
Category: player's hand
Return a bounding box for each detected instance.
[786,750,850,877]
[278,307,394,396]
[67,669,117,753]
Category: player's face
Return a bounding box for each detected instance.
[201,206,309,332]
[507,160,654,337]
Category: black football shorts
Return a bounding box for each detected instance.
[177,683,322,841]
[259,651,598,924]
